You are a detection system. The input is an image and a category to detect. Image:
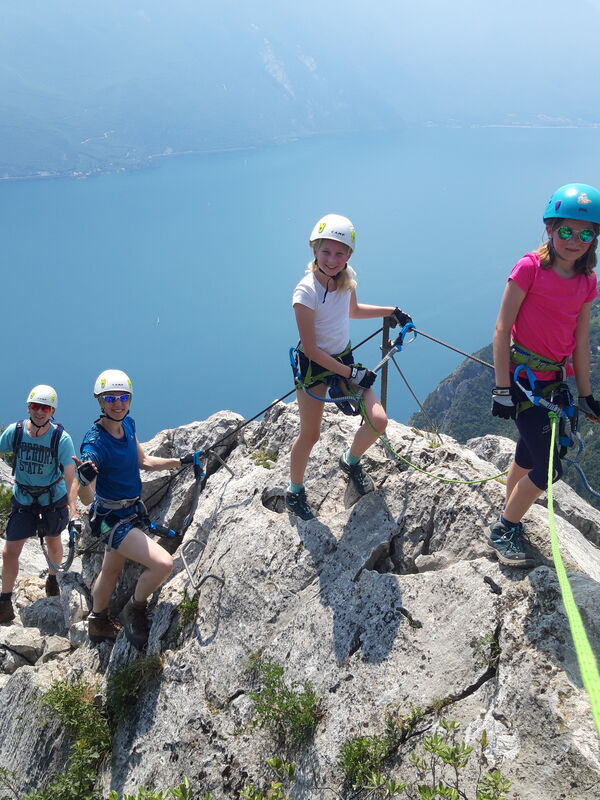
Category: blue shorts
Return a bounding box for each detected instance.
[90,504,143,550]
[5,496,68,542]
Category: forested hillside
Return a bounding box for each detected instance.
[410,299,600,507]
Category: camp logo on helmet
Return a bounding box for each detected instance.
[578,193,592,205]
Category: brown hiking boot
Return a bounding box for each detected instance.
[88,614,121,644]
[45,575,60,597]
[119,598,149,649]
[0,599,15,625]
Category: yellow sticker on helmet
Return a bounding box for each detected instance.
[318,222,326,233]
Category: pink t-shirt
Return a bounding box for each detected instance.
[510,253,598,379]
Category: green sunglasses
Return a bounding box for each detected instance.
[557,226,596,243]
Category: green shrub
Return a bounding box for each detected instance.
[106,654,163,726]
[177,590,199,630]
[107,777,194,799]
[21,680,111,800]
[247,654,321,746]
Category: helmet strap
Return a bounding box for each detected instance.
[317,263,346,303]
[28,418,50,437]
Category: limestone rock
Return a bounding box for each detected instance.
[1,406,600,799]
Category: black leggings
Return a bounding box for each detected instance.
[515,404,562,490]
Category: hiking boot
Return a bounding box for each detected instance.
[45,575,60,597]
[285,488,314,521]
[0,599,15,625]
[488,519,534,568]
[339,454,374,495]
[119,598,150,649]
[88,614,121,644]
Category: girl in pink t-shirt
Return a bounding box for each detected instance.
[490,183,600,567]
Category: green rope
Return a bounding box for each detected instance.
[357,397,508,486]
[547,412,600,737]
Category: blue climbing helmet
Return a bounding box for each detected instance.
[543,183,600,225]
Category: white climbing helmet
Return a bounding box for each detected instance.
[27,385,58,410]
[309,213,356,253]
[93,369,133,397]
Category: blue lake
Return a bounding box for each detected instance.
[2,127,600,447]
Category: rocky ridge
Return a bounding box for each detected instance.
[0,404,599,799]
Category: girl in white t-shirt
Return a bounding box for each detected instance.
[287,213,412,520]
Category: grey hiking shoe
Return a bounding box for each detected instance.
[488,519,534,568]
[0,599,15,625]
[119,598,150,649]
[285,488,314,521]
[339,454,374,495]
[88,614,121,644]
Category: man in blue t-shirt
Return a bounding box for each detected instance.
[75,369,196,648]
[0,385,80,624]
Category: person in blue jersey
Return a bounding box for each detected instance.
[0,385,80,624]
[75,370,196,648]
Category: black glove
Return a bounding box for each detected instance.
[388,308,413,329]
[491,387,516,419]
[180,453,196,465]
[76,459,98,486]
[349,365,377,389]
[579,394,600,419]
[69,518,83,539]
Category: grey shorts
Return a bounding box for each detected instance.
[5,496,68,542]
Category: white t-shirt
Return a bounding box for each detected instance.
[292,266,357,355]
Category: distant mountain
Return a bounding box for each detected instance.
[4,1,600,178]
[410,299,600,508]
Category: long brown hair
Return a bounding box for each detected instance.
[536,219,599,275]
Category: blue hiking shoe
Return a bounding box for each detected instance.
[285,488,314,521]
[339,454,374,495]
[488,519,534,568]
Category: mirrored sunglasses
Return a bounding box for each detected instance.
[102,393,131,403]
[557,226,596,243]
[29,402,52,413]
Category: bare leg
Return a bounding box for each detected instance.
[45,536,64,577]
[349,388,387,459]
[92,548,127,612]
[1,540,26,594]
[290,386,327,485]
[504,473,544,524]
[116,528,173,602]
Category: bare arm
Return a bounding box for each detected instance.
[137,440,181,471]
[294,303,355,379]
[493,280,526,387]
[63,463,79,519]
[349,292,395,320]
[573,302,593,397]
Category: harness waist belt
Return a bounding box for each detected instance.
[510,341,566,373]
[95,495,140,511]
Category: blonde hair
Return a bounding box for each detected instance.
[536,219,599,276]
[307,238,357,292]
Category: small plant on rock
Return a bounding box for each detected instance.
[177,589,199,630]
[250,450,278,469]
[240,756,295,800]
[107,777,194,799]
[106,654,163,726]
[247,654,321,746]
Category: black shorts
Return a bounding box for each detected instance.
[294,346,354,389]
[5,496,68,542]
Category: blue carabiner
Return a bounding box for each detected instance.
[193,450,206,481]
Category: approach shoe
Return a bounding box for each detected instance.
[45,575,60,597]
[339,454,374,496]
[0,600,15,625]
[88,613,122,644]
[488,519,534,568]
[285,488,314,521]
[119,598,150,649]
